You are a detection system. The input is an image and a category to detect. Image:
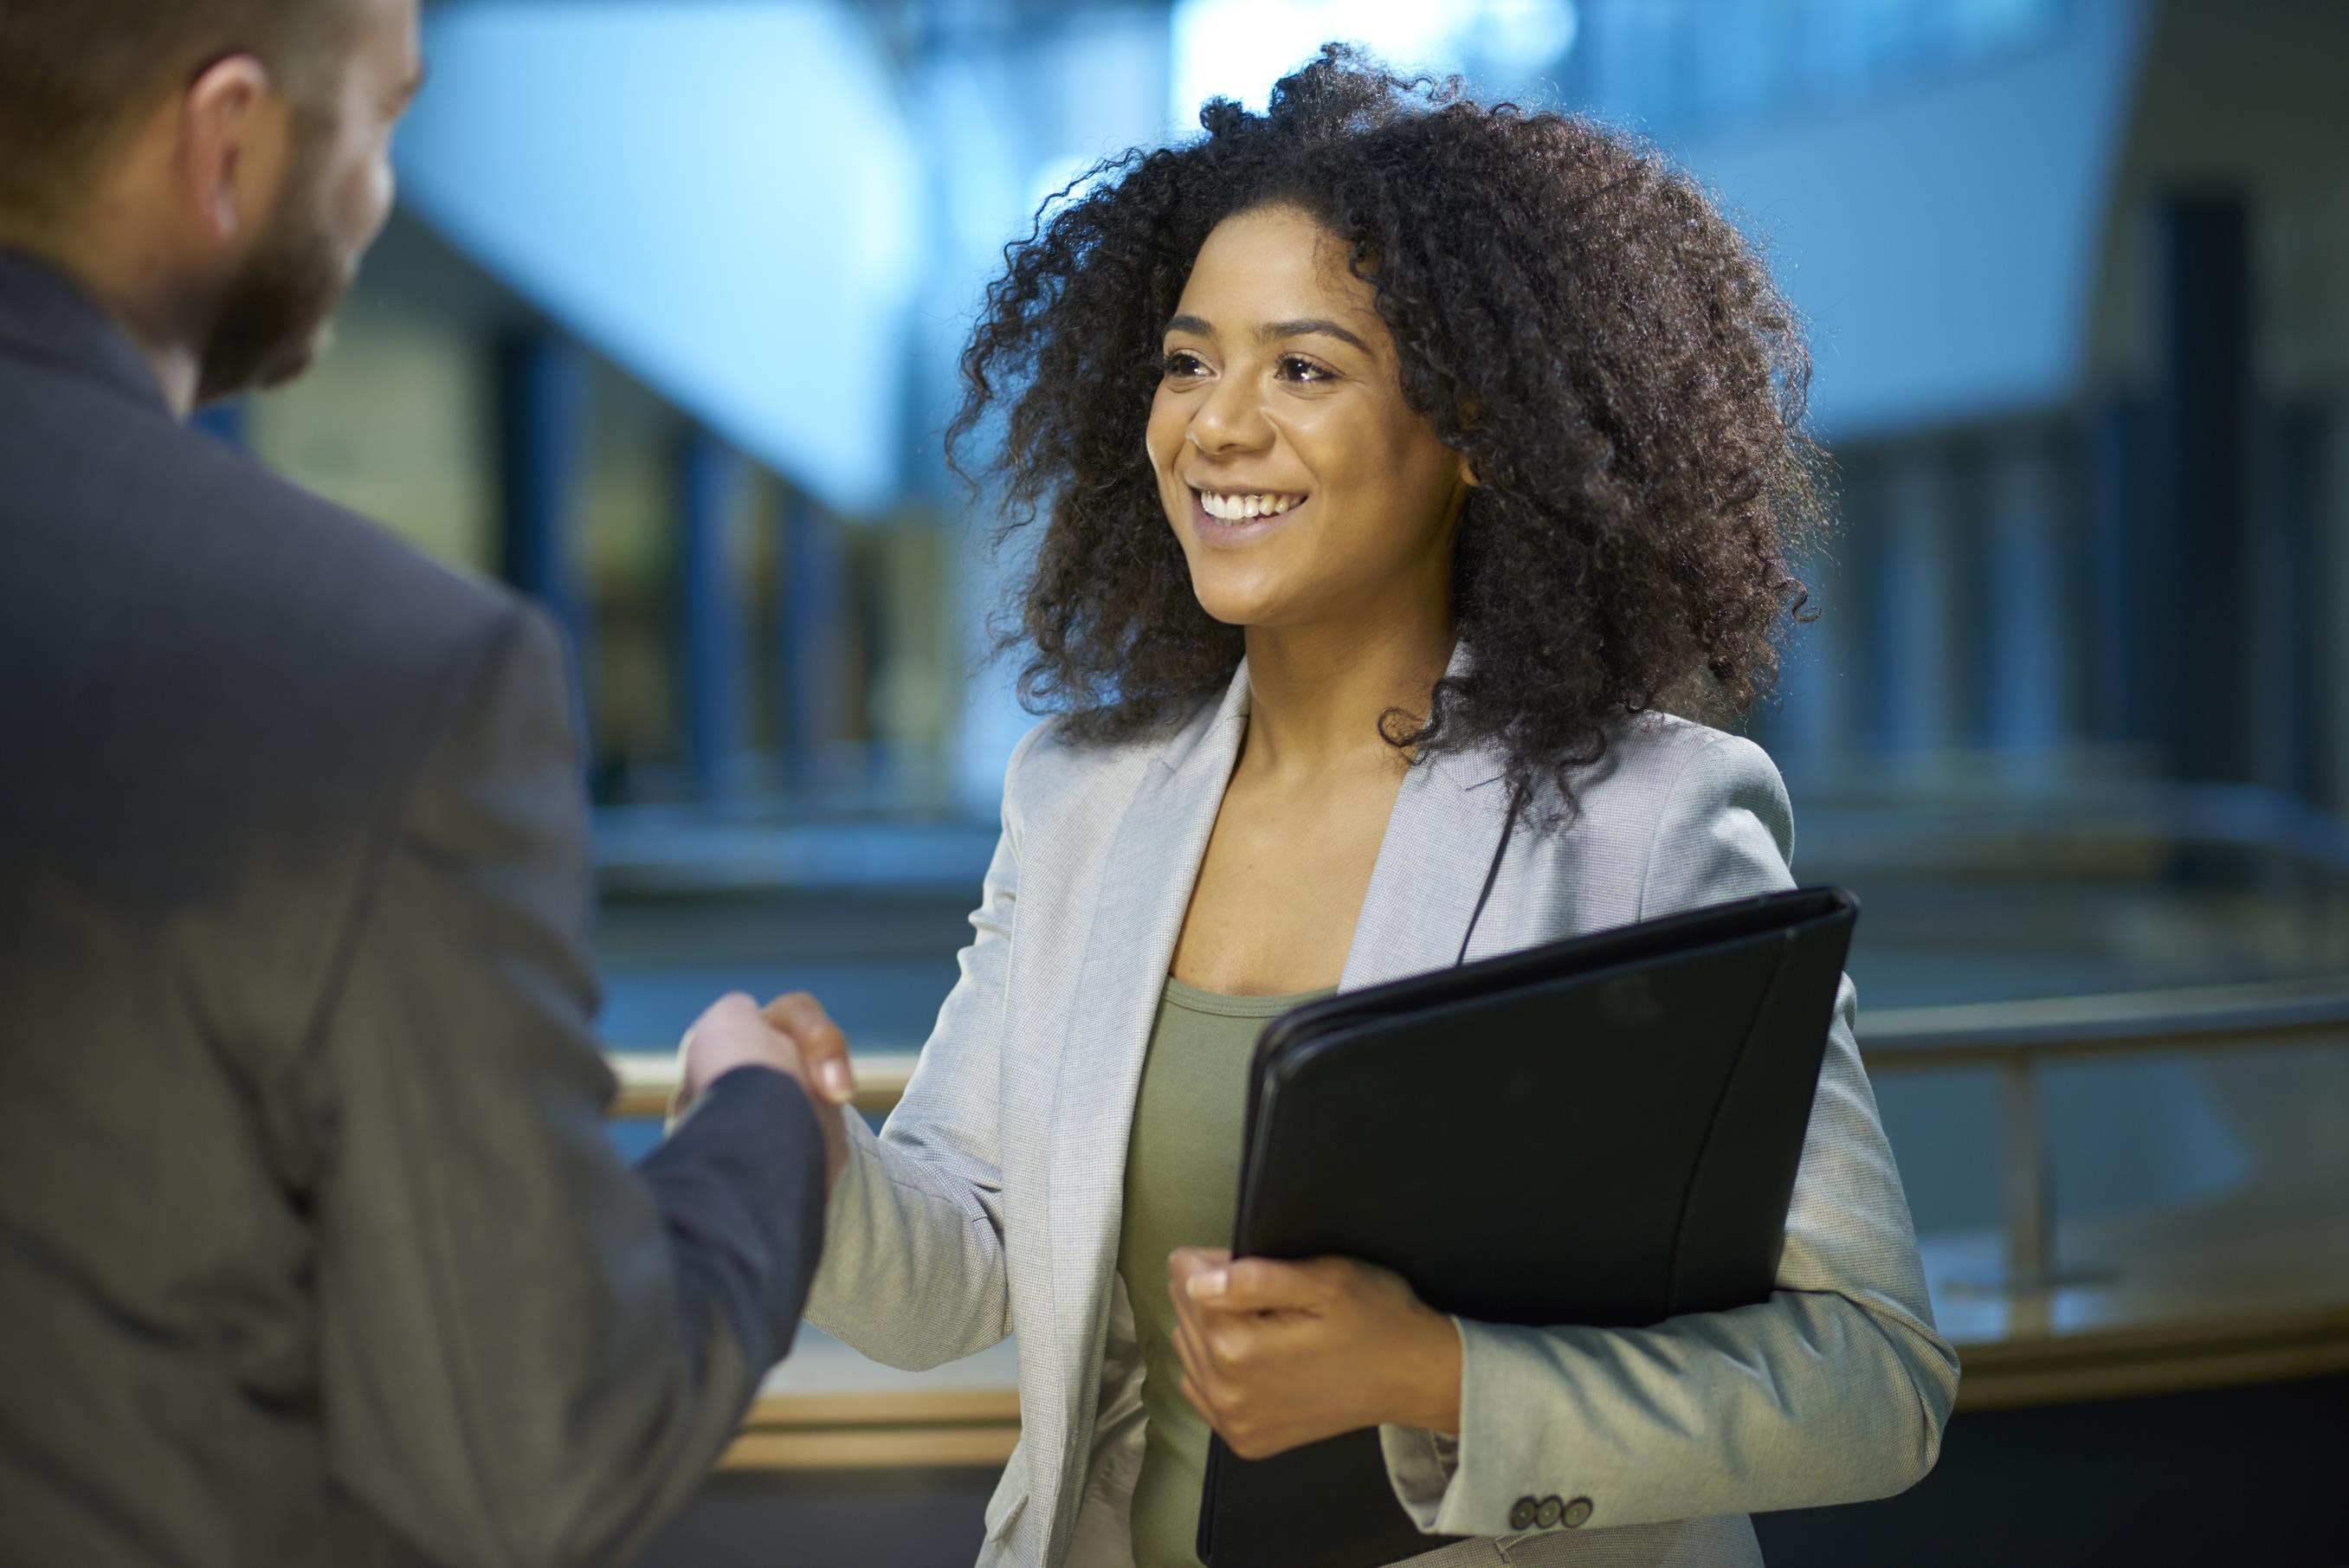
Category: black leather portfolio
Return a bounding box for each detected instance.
[1195,886,1859,1568]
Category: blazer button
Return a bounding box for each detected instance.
[1508,1497,1539,1532]
[1562,1497,1594,1528]
[1534,1496,1564,1528]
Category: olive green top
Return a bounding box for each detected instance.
[1117,976,1337,1568]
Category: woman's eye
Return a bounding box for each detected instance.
[1277,355,1333,384]
[1161,350,1207,379]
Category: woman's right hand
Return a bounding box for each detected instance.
[671,991,856,1187]
[758,991,857,1185]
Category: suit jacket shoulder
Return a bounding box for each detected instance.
[0,331,550,1089]
[999,700,1223,847]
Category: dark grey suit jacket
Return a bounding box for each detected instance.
[0,251,826,1568]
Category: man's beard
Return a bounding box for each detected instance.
[193,163,352,405]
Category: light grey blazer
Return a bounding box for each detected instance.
[805,657,1959,1568]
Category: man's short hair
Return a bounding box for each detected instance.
[0,0,359,223]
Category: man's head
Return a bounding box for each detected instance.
[0,0,423,410]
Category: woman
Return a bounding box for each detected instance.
[796,47,1957,1568]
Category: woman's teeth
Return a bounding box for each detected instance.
[1197,490,1304,521]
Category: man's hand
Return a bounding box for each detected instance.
[1165,1247,1463,1461]
[671,991,855,1188]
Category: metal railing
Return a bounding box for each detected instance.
[1859,976,2349,1293]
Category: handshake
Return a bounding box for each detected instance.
[673,991,858,1185]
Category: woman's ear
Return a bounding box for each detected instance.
[1453,396,1482,488]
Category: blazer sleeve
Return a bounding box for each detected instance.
[1379,733,1960,1539]
[309,606,829,1568]
[798,724,1042,1368]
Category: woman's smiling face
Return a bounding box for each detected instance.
[1145,203,1473,632]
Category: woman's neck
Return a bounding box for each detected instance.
[1236,608,1455,784]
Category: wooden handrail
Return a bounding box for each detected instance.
[721,1387,1021,1472]
[609,1049,921,1122]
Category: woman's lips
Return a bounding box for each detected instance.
[1190,487,1308,545]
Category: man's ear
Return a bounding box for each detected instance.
[176,54,283,245]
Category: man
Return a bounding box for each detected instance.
[0,2,854,1564]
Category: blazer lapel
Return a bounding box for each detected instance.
[1338,744,1515,990]
[1339,646,1515,990]
[1041,663,1252,1474]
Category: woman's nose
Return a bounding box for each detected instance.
[1188,376,1269,455]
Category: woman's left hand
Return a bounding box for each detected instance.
[1166,1247,1462,1460]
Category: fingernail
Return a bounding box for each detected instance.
[821,1059,855,1103]
[1190,1269,1228,1300]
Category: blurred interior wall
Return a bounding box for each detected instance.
[240,0,2349,819]
[245,298,500,574]
[2089,0,2349,809]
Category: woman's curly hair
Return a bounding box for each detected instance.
[950,44,1828,808]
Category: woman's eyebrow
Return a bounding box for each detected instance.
[1262,318,1372,354]
[1162,314,1371,356]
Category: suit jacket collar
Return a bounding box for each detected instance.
[1148,658,1255,778]
[0,248,172,417]
[1336,640,1519,987]
[1107,638,1520,1011]
[1154,642,1511,790]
